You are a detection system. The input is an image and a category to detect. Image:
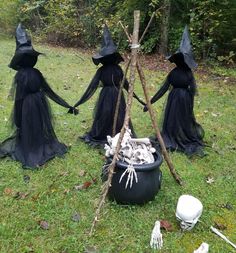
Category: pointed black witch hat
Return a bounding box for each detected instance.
[167,25,197,69]
[9,23,42,70]
[92,24,123,65]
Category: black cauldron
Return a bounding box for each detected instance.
[102,152,163,205]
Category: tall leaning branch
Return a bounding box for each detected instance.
[119,19,182,185]
[89,10,141,236]
[136,61,182,185]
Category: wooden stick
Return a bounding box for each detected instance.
[119,19,182,185]
[112,58,131,136]
[119,7,164,45]
[136,60,182,185]
[89,10,141,236]
[118,21,132,42]
[139,10,156,44]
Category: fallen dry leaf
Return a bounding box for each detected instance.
[63,189,70,194]
[74,184,84,191]
[78,170,86,177]
[4,187,14,195]
[13,192,29,200]
[81,125,89,129]
[219,202,233,210]
[74,181,92,190]
[71,212,81,222]
[59,171,69,177]
[206,177,215,184]
[84,246,98,253]
[214,222,227,230]
[38,220,49,230]
[160,220,173,231]
[31,193,40,201]
[90,178,97,184]
[74,178,97,191]
[24,244,34,253]
[83,181,92,189]
[50,188,57,193]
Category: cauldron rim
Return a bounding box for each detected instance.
[107,152,163,172]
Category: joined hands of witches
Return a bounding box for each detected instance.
[68,106,79,115]
[143,105,148,112]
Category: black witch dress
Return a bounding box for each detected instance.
[74,57,143,146]
[149,65,204,156]
[0,67,73,168]
[74,24,144,146]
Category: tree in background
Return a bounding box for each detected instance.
[0,0,235,63]
[189,0,236,62]
[0,0,21,35]
[158,0,170,56]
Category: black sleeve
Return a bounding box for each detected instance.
[74,68,101,108]
[41,77,72,109]
[124,79,146,106]
[150,75,171,104]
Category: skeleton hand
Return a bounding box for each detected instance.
[119,164,138,189]
[150,220,163,249]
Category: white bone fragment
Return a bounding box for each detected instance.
[211,226,236,250]
[105,129,157,188]
[193,242,209,253]
[105,128,155,165]
[130,137,151,144]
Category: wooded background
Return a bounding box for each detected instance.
[0,0,235,64]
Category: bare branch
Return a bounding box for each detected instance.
[136,60,182,185]
[90,10,141,236]
[139,7,164,44]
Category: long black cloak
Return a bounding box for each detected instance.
[150,65,204,156]
[74,56,144,146]
[0,67,73,168]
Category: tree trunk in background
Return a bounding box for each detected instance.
[158,0,170,56]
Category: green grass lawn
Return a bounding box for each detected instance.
[0,38,235,253]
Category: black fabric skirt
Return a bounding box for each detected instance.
[0,92,67,168]
[161,88,204,156]
[81,86,135,146]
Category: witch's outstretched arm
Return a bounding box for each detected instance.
[124,79,145,106]
[143,76,170,112]
[73,68,101,108]
[41,76,77,114]
[150,77,170,104]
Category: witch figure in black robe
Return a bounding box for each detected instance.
[144,26,205,156]
[73,25,144,147]
[0,24,77,169]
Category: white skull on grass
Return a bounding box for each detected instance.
[176,195,203,231]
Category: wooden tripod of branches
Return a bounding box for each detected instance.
[90,10,182,236]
